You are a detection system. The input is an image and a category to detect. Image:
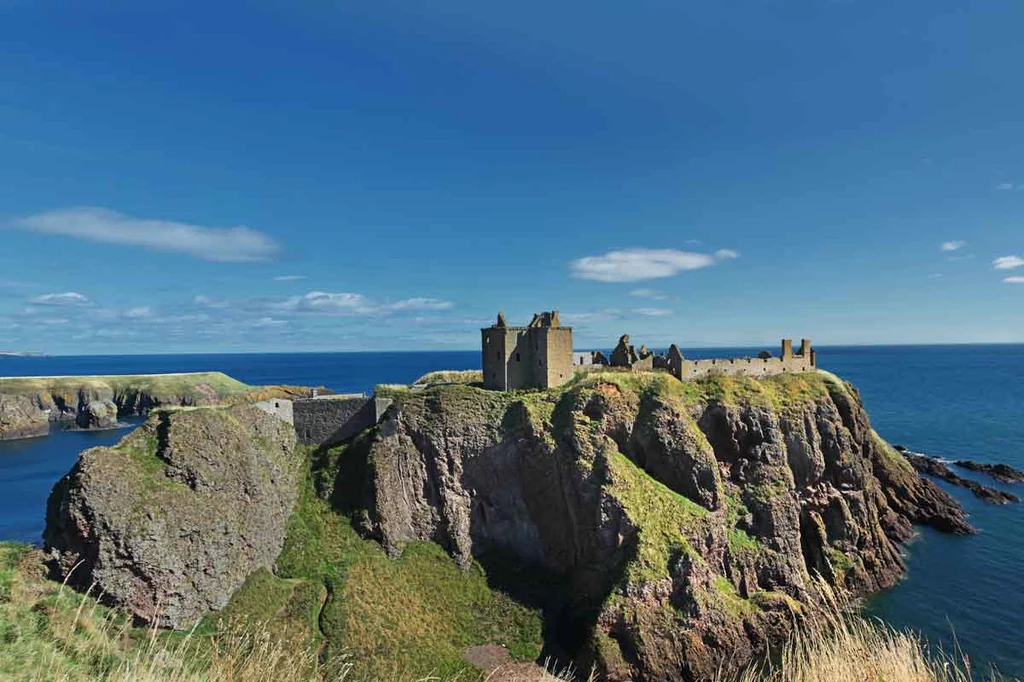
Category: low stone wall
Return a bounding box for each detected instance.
[292,395,392,448]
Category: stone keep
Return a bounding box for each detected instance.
[482,311,574,391]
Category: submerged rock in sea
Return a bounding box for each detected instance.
[44,404,301,628]
[902,452,1019,504]
[954,459,1024,485]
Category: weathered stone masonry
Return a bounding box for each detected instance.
[481,311,574,391]
[255,394,392,447]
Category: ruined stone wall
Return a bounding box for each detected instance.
[675,354,815,380]
[253,398,294,424]
[292,395,392,447]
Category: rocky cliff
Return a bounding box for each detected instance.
[0,373,253,440]
[39,369,969,680]
[334,370,968,681]
[44,404,301,628]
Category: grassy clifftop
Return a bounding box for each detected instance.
[0,372,252,399]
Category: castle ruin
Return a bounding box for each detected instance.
[481,311,575,390]
[482,310,816,391]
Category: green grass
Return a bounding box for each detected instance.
[413,370,484,386]
[605,446,709,583]
[0,372,251,400]
[712,575,758,618]
[275,464,544,680]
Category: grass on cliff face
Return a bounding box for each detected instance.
[604,445,709,583]
[273,464,545,680]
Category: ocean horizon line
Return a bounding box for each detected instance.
[3,340,1023,359]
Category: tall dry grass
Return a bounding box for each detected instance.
[4,546,1005,682]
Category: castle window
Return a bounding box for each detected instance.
[515,352,521,362]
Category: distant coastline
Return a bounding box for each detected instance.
[0,351,49,358]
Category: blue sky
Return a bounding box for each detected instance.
[1,1,1023,354]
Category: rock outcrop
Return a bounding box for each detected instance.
[953,459,1024,484]
[334,371,969,682]
[44,404,301,628]
[0,394,49,440]
[74,392,119,430]
[901,452,1018,504]
[0,373,253,440]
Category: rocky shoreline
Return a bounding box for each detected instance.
[894,446,1022,504]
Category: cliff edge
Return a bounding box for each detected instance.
[333,370,967,680]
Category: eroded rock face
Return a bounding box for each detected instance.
[339,373,968,682]
[74,391,119,430]
[44,405,301,628]
[0,394,49,440]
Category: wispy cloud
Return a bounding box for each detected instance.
[941,240,967,252]
[28,292,91,306]
[124,306,152,318]
[252,317,288,328]
[996,182,1023,191]
[628,288,668,300]
[381,297,454,312]
[273,275,306,282]
[993,255,1024,270]
[634,307,672,316]
[249,291,456,317]
[1004,276,1024,284]
[14,207,279,262]
[570,247,739,282]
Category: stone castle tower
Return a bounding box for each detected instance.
[481,311,574,391]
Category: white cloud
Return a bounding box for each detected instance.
[570,247,739,282]
[634,307,672,317]
[993,255,1024,270]
[273,275,306,281]
[997,182,1015,191]
[15,207,279,262]
[252,317,288,328]
[941,240,967,252]
[124,306,152,318]
[194,295,229,308]
[28,292,90,306]
[381,298,454,312]
[1005,276,1024,284]
[297,291,376,315]
[628,288,668,300]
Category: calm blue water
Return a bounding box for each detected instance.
[1,346,1022,674]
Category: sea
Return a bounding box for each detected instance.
[1,345,1022,675]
